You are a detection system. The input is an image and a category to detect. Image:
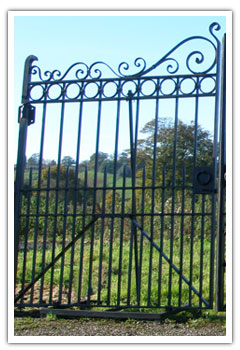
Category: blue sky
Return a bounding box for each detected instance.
[12,12,227,163]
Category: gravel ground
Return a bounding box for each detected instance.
[14,315,226,337]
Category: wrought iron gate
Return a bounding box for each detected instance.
[14,22,226,317]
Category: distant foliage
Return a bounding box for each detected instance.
[20,118,214,239]
[40,165,84,204]
[136,118,213,187]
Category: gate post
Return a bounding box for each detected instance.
[215,34,226,312]
[14,55,38,288]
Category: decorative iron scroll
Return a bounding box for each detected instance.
[30,23,220,81]
[27,22,221,102]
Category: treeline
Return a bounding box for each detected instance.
[78,152,133,176]
[24,151,132,176]
[23,117,213,186]
[16,117,215,202]
[18,118,214,238]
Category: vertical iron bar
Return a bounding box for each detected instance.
[209,185,217,306]
[215,33,226,312]
[213,29,222,184]
[189,78,200,306]
[14,117,28,289]
[178,164,186,307]
[117,165,126,306]
[30,102,47,304]
[199,194,206,308]
[127,90,139,305]
[107,182,114,304]
[208,29,222,309]
[133,91,141,305]
[68,94,84,305]
[115,92,122,307]
[97,166,107,304]
[49,100,65,304]
[138,164,145,306]
[21,55,38,105]
[68,173,76,305]
[88,84,102,303]
[59,166,70,304]
[189,195,196,304]
[107,95,121,305]
[158,166,166,306]
[39,166,51,304]
[168,80,179,307]
[127,215,134,305]
[147,86,159,306]
[77,166,88,302]
[69,92,84,303]
[14,55,38,289]
[20,168,32,304]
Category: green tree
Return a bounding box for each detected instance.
[136,118,213,186]
[40,165,87,204]
[43,159,56,167]
[61,156,76,167]
[88,152,109,171]
[27,153,40,167]
[117,152,131,177]
[131,118,214,239]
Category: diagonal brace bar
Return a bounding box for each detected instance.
[14,217,99,303]
[131,218,209,307]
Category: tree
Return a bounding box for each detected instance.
[136,118,213,186]
[27,153,40,167]
[40,165,92,205]
[61,156,76,167]
[78,151,131,175]
[43,159,56,167]
[117,152,131,177]
[27,154,57,169]
[88,152,109,171]
[79,160,89,172]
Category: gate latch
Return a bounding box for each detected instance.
[18,104,36,125]
[193,167,216,194]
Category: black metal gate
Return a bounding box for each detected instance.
[14,22,226,317]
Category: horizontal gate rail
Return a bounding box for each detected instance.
[29,72,217,84]
[39,306,198,321]
[18,212,213,218]
[26,92,217,104]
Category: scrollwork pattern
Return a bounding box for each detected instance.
[27,22,221,103]
[29,22,221,84]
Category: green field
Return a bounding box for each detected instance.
[16,220,214,310]
[15,167,224,312]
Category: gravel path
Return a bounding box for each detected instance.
[14,317,226,337]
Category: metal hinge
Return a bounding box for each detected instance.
[18,104,36,125]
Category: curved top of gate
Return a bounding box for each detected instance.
[25,22,223,103]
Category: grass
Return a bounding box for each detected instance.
[16,168,225,314]
[16,225,214,310]
[78,170,135,200]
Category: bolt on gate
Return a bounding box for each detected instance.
[14,22,226,319]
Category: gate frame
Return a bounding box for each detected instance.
[215,34,226,312]
[14,55,38,288]
[14,24,227,318]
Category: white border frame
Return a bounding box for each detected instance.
[7,9,232,345]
